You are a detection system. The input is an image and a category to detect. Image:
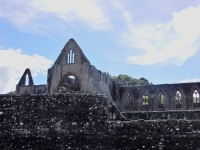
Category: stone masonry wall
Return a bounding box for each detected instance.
[17,85,34,94]
[107,120,200,149]
[120,82,200,111]
[48,39,91,93]
[0,94,107,149]
[1,94,200,149]
[34,85,47,94]
[122,110,200,120]
[47,39,111,96]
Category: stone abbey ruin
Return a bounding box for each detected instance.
[1,39,200,149]
[16,39,200,112]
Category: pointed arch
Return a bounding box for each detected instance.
[156,88,166,108]
[126,93,130,106]
[18,68,34,86]
[138,89,150,110]
[190,86,200,108]
[174,87,184,109]
[142,92,149,106]
[187,83,200,109]
[193,89,200,103]
[158,92,164,106]
[121,89,135,110]
[175,90,181,104]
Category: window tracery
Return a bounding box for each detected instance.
[142,93,148,106]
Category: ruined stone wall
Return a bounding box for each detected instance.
[88,65,111,95]
[106,120,200,149]
[120,82,200,111]
[47,39,111,96]
[16,68,35,95]
[16,85,47,95]
[16,85,34,94]
[1,94,200,149]
[48,39,91,93]
[49,63,90,93]
[122,110,200,120]
[34,85,47,94]
[88,65,101,94]
[0,93,108,149]
[46,39,115,117]
[0,94,107,135]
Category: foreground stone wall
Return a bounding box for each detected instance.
[107,120,200,149]
[0,94,107,135]
[1,94,200,149]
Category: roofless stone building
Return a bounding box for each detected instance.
[16,38,200,113]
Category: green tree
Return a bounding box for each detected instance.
[111,74,151,86]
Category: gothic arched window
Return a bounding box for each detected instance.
[142,93,148,106]
[126,93,130,106]
[193,90,200,103]
[175,90,182,105]
[67,50,74,64]
[158,93,164,107]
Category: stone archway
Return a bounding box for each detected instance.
[58,73,80,92]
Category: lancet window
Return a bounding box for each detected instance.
[175,90,182,105]
[25,74,29,85]
[142,93,148,106]
[126,93,130,106]
[158,93,164,106]
[67,50,74,64]
[193,90,200,103]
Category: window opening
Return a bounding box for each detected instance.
[25,74,29,85]
[60,75,80,92]
[126,93,130,106]
[175,91,181,104]
[158,93,164,105]
[67,50,75,64]
[193,90,200,103]
[142,93,148,106]
[67,53,70,63]
[72,53,74,63]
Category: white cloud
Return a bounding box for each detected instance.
[180,78,200,83]
[120,4,200,65]
[32,0,110,30]
[0,48,52,94]
[0,0,110,32]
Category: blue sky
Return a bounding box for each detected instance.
[1,0,200,93]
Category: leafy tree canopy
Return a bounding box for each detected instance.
[110,74,152,86]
